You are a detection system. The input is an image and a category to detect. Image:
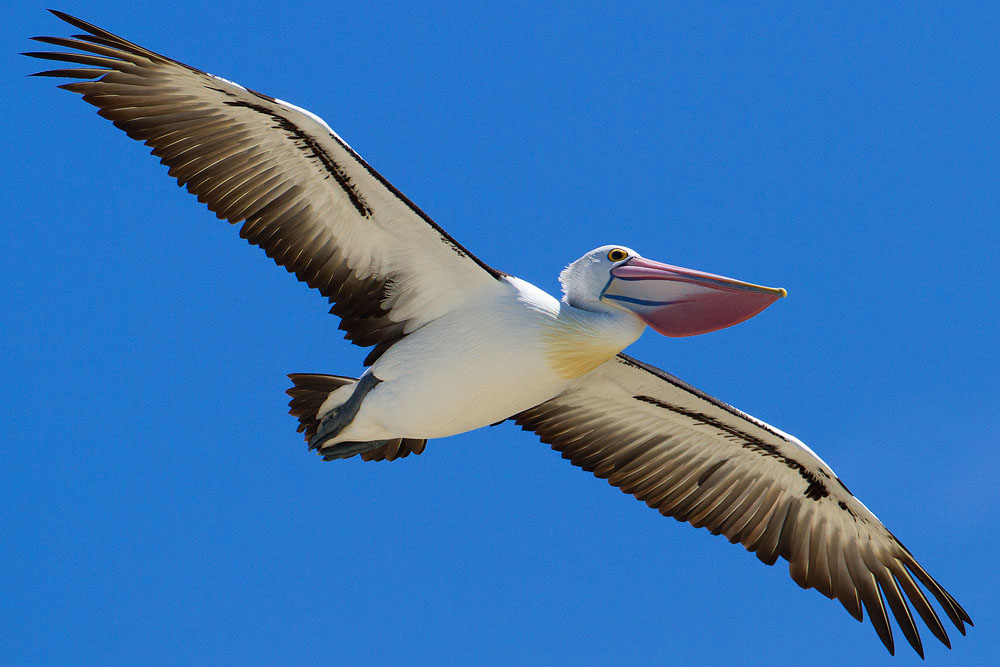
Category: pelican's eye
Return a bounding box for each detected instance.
[607,248,628,262]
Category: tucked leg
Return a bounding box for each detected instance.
[309,371,382,450]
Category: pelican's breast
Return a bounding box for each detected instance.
[542,309,645,379]
[543,327,628,379]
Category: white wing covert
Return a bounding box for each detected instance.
[26,11,505,365]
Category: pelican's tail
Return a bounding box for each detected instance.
[285,373,427,462]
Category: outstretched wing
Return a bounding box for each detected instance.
[514,353,971,657]
[26,10,505,365]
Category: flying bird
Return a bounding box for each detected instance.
[26,10,971,657]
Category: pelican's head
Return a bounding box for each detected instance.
[560,245,786,337]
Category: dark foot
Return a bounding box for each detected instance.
[308,372,382,450]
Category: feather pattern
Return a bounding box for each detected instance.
[514,353,971,657]
[26,10,505,365]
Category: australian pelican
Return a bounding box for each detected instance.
[26,11,971,656]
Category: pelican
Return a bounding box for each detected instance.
[26,10,971,656]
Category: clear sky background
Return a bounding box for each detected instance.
[3,2,997,664]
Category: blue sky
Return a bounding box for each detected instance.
[3,2,997,664]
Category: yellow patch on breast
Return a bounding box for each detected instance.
[543,327,624,379]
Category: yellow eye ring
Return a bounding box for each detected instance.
[607,248,628,262]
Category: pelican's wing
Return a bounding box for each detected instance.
[513,353,971,657]
[26,11,505,364]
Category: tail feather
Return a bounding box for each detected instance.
[361,437,427,462]
[286,373,427,462]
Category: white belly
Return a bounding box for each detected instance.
[329,277,643,442]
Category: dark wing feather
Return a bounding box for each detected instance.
[27,11,505,364]
[514,353,971,657]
